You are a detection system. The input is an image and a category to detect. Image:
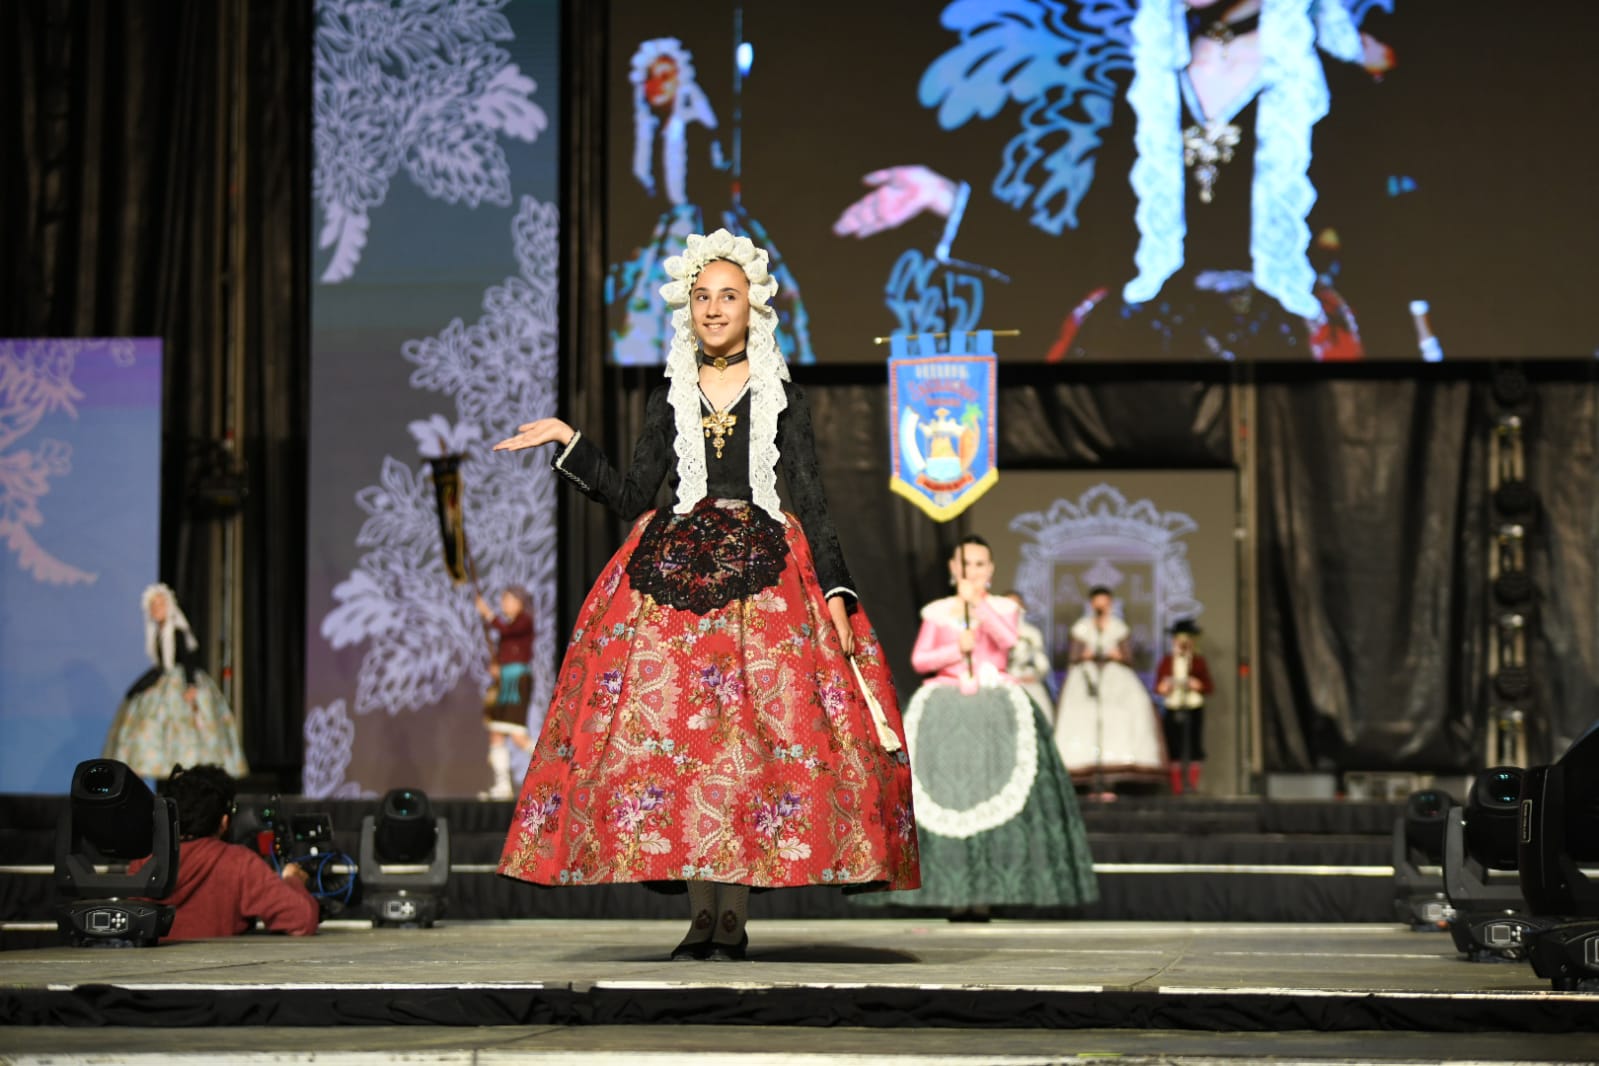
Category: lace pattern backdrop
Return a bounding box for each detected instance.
[305,0,562,797]
[0,339,163,792]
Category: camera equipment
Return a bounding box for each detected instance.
[268,800,356,917]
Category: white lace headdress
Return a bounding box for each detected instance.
[659,228,790,522]
[142,582,199,670]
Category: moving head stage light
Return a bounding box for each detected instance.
[1444,767,1555,961]
[1519,727,1599,990]
[54,759,179,947]
[359,788,450,928]
[1392,788,1456,930]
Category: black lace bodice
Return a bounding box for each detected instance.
[551,381,856,600]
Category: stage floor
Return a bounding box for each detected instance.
[3,920,1597,1062]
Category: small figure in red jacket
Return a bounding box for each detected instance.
[131,765,319,941]
[1154,619,1213,795]
[474,586,537,799]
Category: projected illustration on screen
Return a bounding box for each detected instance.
[607,31,815,365]
[308,0,563,797]
[607,0,1599,363]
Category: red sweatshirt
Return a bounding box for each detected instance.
[131,836,320,941]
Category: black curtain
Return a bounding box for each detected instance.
[1520,378,1599,759]
[1256,369,1599,772]
[1256,377,1486,771]
[4,0,311,780]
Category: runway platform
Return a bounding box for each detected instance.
[2,921,1596,1053]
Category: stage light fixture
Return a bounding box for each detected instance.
[1519,730,1599,915]
[1492,664,1533,702]
[1492,570,1534,608]
[1392,788,1457,931]
[1466,768,1522,871]
[54,759,180,947]
[1525,920,1599,992]
[1492,480,1536,520]
[1491,366,1531,408]
[359,788,450,928]
[1444,768,1553,962]
[1519,726,1599,990]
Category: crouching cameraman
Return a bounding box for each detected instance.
[131,764,319,941]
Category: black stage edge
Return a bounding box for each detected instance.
[2,794,1405,926]
[4,984,1595,1034]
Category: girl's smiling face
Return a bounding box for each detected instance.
[691,260,750,358]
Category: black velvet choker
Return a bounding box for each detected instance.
[1191,10,1261,45]
[698,348,748,372]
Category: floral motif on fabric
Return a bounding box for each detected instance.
[625,499,789,615]
[499,503,919,891]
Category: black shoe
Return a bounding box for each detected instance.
[706,931,749,961]
[670,936,714,961]
[948,907,992,923]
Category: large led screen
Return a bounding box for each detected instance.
[306,0,562,798]
[607,1,1599,363]
[0,339,163,794]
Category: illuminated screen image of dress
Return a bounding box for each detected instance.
[606,0,1599,364]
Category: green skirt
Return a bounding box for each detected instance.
[856,679,1097,909]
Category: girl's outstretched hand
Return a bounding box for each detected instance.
[494,418,575,452]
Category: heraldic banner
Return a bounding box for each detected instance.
[887,331,998,522]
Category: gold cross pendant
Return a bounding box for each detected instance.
[701,410,738,459]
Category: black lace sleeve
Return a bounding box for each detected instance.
[550,385,673,521]
[778,383,857,605]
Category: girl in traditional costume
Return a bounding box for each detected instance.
[861,537,1095,917]
[104,584,248,780]
[495,229,918,960]
[1054,587,1166,791]
[474,586,537,800]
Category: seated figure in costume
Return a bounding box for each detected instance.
[474,586,538,800]
[494,229,918,961]
[1004,589,1056,723]
[860,536,1095,919]
[104,583,248,780]
[1054,586,1165,791]
[1155,618,1213,795]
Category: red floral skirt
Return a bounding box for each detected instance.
[498,499,920,891]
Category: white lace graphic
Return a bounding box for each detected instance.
[313,197,561,792]
[302,699,366,799]
[313,0,548,282]
[904,679,1039,839]
[0,338,138,586]
[1010,482,1202,666]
